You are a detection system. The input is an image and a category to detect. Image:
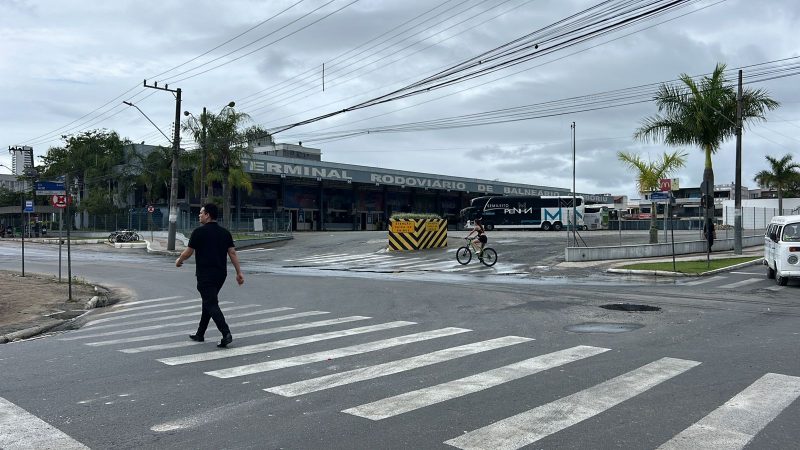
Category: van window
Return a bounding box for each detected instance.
[782,223,800,242]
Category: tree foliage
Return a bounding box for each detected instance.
[754,153,800,212]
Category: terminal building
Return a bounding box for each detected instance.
[226,143,612,231]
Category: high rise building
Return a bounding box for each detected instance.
[8,146,33,175]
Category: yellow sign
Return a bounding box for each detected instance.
[391,221,415,233]
[425,222,439,232]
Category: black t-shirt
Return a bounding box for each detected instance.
[188,222,235,278]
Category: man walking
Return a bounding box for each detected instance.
[176,203,244,348]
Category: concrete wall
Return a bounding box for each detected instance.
[565,235,763,262]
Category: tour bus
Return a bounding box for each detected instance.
[461,195,585,231]
[764,214,800,286]
[583,206,610,230]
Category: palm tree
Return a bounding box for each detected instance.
[754,154,800,213]
[617,150,687,243]
[634,63,778,220]
[183,109,272,229]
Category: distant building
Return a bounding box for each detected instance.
[8,146,33,176]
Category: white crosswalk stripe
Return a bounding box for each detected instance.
[158,321,418,366]
[658,373,800,449]
[343,345,610,420]
[85,300,207,325]
[205,327,471,379]
[59,308,304,340]
[265,336,533,397]
[443,357,701,450]
[110,295,183,308]
[119,316,370,353]
[0,396,89,449]
[720,278,762,289]
[76,306,294,332]
[90,298,200,318]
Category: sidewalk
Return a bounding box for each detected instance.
[587,246,764,276]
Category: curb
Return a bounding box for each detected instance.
[606,257,764,277]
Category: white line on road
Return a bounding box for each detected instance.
[158,321,417,366]
[0,396,89,449]
[205,327,471,379]
[344,345,609,420]
[765,285,786,291]
[720,278,763,289]
[119,315,365,353]
[443,357,700,450]
[683,276,727,286]
[266,336,533,397]
[59,307,294,340]
[658,373,800,449]
[91,298,200,317]
[85,301,205,325]
[111,295,183,308]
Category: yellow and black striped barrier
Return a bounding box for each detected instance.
[388,218,448,251]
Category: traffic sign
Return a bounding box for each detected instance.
[51,194,70,208]
[650,191,671,202]
[147,205,155,213]
[23,200,34,212]
[35,181,65,196]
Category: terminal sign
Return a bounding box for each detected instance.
[391,221,416,233]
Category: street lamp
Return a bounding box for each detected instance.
[183,101,234,205]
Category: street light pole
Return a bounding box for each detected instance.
[734,69,743,255]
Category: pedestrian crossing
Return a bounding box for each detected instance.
[51,295,800,448]
[283,251,529,275]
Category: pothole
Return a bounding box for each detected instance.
[600,303,661,312]
[564,322,644,333]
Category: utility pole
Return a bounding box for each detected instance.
[571,121,577,246]
[143,80,181,251]
[201,106,207,204]
[734,69,743,255]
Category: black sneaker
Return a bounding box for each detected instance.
[217,333,233,348]
[189,334,204,342]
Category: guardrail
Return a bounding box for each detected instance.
[565,235,764,262]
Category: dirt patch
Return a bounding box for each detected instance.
[0,270,100,337]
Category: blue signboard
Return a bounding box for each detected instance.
[24,200,34,212]
[650,192,670,202]
[35,181,65,195]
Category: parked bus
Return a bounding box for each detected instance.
[460,195,585,231]
[583,205,610,230]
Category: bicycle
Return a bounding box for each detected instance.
[109,229,140,243]
[456,237,497,267]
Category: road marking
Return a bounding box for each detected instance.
[158,321,417,366]
[266,336,533,397]
[119,316,367,353]
[74,303,269,332]
[344,345,609,420]
[91,298,200,317]
[443,357,700,450]
[59,307,296,340]
[683,276,727,286]
[283,253,338,262]
[0,396,89,449]
[658,373,800,450]
[85,301,207,325]
[728,271,763,275]
[237,247,275,253]
[111,295,183,308]
[720,278,762,289]
[205,327,471,379]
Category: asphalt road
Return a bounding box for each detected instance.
[0,233,797,449]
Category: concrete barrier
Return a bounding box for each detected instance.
[565,235,763,262]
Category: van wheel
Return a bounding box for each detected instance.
[766,265,775,279]
[553,222,563,231]
[485,224,494,231]
[541,222,551,231]
[776,271,788,286]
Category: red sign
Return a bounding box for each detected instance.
[659,178,672,192]
[51,195,71,208]
[147,205,155,213]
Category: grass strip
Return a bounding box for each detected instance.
[619,256,762,274]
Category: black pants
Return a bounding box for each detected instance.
[196,276,230,337]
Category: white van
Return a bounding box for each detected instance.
[764,215,800,286]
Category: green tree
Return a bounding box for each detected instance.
[634,63,778,220]
[753,154,800,213]
[130,146,173,206]
[40,130,132,219]
[617,150,687,243]
[183,109,272,228]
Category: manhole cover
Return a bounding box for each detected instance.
[564,322,644,333]
[600,303,661,312]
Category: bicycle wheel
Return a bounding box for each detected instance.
[480,248,497,267]
[455,246,472,265]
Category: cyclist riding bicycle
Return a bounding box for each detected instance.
[465,216,487,258]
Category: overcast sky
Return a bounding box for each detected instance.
[2,0,798,200]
